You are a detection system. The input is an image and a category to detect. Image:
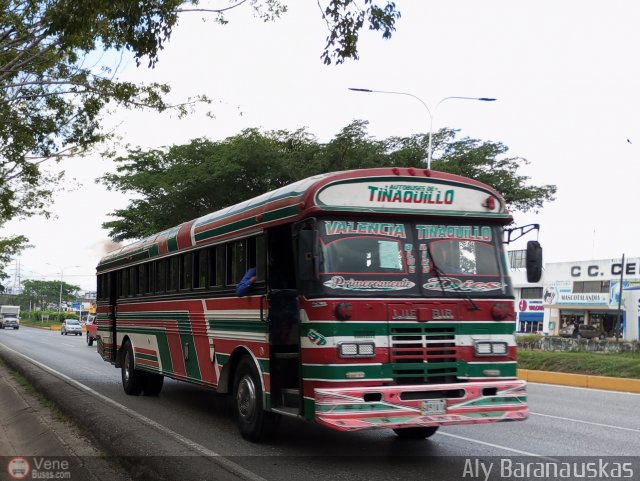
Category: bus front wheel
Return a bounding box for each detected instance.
[393,426,439,440]
[233,356,279,442]
[121,341,144,395]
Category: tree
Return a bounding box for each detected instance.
[0,0,401,277]
[0,235,27,291]
[0,0,399,224]
[21,279,80,310]
[430,128,555,213]
[318,1,401,65]
[100,121,557,241]
[100,129,320,240]
[0,0,204,281]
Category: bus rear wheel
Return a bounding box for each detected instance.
[233,356,279,442]
[121,341,145,395]
[393,426,439,439]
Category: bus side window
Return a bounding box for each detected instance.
[156,259,167,293]
[193,249,207,289]
[146,262,155,294]
[169,257,179,291]
[180,253,193,290]
[207,246,224,289]
[138,264,146,295]
[251,235,266,282]
[227,240,247,287]
[129,268,135,296]
[119,270,128,298]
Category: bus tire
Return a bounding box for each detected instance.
[143,372,164,396]
[233,356,279,442]
[121,340,145,395]
[392,426,439,439]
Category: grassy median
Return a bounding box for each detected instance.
[517,350,640,379]
[19,318,62,329]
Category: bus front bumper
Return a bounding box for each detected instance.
[314,379,527,431]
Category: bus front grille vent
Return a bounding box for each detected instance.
[389,326,458,384]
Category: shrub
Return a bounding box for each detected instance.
[516,334,544,349]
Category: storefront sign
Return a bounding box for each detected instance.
[543,286,609,305]
[567,258,640,279]
[518,299,544,312]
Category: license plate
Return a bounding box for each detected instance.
[421,399,446,415]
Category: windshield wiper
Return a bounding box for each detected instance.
[425,244,480,311]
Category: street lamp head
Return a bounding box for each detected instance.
[347,89,496,171]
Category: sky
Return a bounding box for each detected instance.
[5,0,640,292]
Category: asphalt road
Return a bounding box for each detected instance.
[1,326,639,480]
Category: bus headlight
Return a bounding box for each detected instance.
[338,342,376,358]
[474,341,508,356]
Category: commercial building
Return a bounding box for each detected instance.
[509,250,544,334]
[509,252,640,341]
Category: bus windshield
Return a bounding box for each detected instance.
[318,219,512,298]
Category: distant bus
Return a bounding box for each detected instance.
[95,167,542,441]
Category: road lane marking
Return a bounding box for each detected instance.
[437,432,554,459]
[529,412,640,433]
[1,344,269,481]
[12,337,636,461]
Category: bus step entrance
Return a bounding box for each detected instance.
[273,351,298,359]
[271,350,300,409]
[280,388,300,409]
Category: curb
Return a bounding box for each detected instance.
[17,324,86,332]
[518,369,640,394]
[0,344,252,481]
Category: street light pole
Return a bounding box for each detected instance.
[46,263,80,317]
[348,88,496,169]
[58,271,63,316]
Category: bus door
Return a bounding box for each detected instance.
[267,226,302,413]
[104,270,118,364]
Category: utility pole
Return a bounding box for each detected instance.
[615,254,625,341]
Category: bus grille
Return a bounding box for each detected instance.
[390,326,458,384]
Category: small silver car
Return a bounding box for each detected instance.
[61,319,83,336]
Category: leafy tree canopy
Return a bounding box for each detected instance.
[100,121,557,241]
[0,0,399,224]
[0,234,27,291]
[21,279,80,310]
[0,0,401,277]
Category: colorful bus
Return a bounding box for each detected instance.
[95,167,542,442]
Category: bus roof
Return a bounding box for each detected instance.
[97,167,511,271]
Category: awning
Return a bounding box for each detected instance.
[518,312,543,321]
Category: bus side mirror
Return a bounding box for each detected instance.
[526,240,543,283]
[298,230,319,281]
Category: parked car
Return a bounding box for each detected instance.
[61,319,83,336]
[86,315,97,346]
[559,324,606,340]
